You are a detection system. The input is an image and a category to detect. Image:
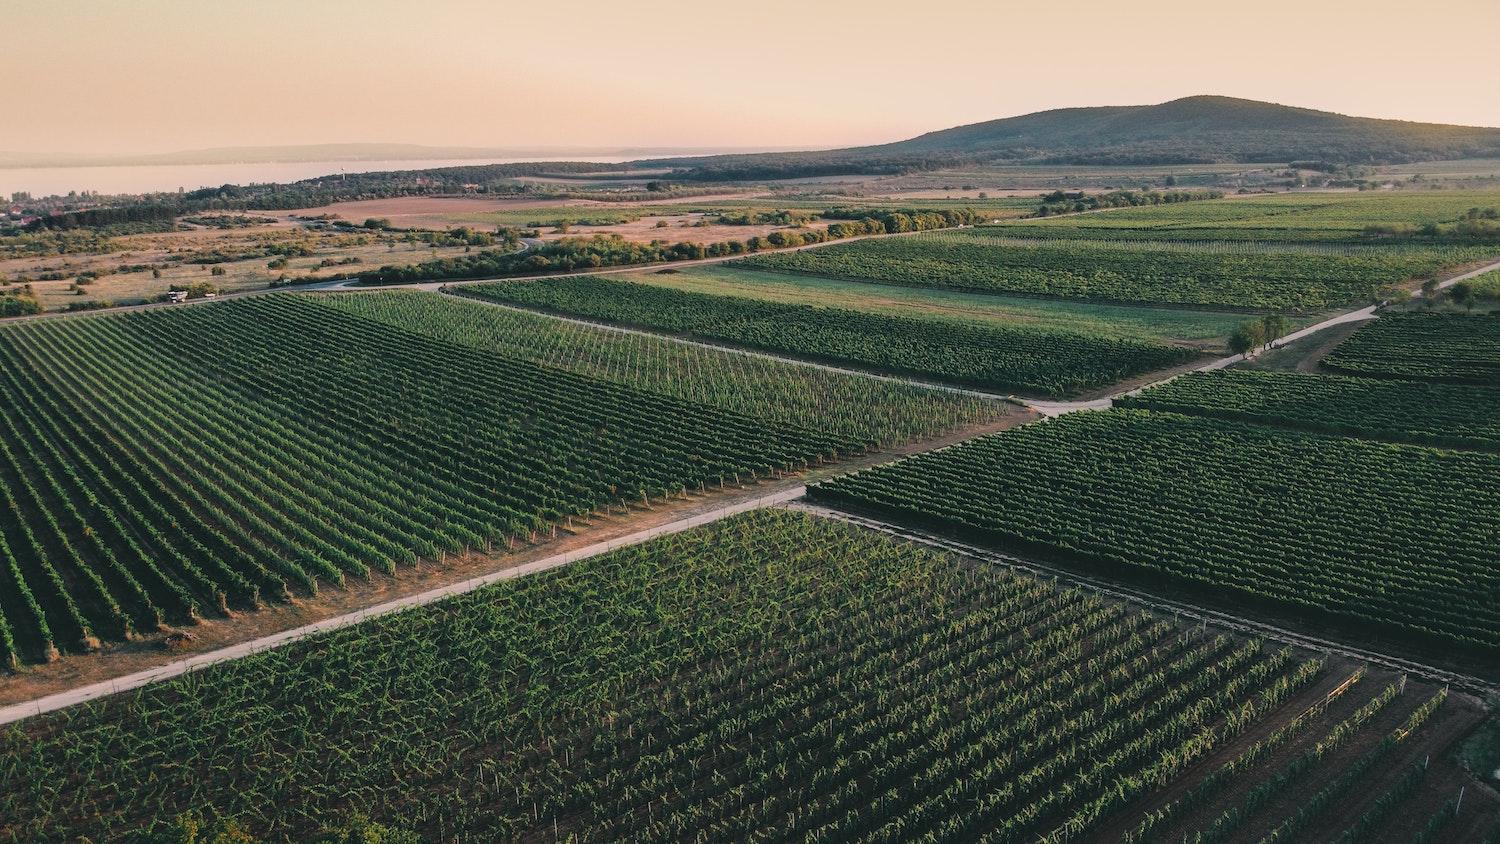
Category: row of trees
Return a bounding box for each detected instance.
[1229,314,1293,353]
[26,204,179,230]
[1033,190,1224,217]
[357,207,982,284]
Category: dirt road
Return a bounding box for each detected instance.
[0,487,805,727]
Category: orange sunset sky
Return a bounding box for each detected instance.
[4,0,1498,156]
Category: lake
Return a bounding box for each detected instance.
[0,156,638,199]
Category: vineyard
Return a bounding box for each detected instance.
[0,295,995,667]
[459,276,1199,396]
[812,409,1500,659]
[312,291,1003,444]
[1113,668,1491,842]
[979,190,1500,242]
[0,510,1329,841]
[735,230,1485,311]
[1117,369,1500,450]
[1323,312,1500,384]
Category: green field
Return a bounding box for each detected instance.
[1118,369,1500,450]
[736,229,1486,311]
[0,294,996,665]
[0,509,1330,842]
[614,265,1253,347]
[316,291,1000,443]
[813,409,1500,658]
[978,190,1500,242]
[461,276,1199,396]
[1323,312,1500,384]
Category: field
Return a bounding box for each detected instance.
[6,508,1489,842]
[461,276,1200,396]
[606,264,1254,347]
[1117,369,1500,450]
[277,194,1037,232]
[315,290,1004,442]
[0,294,999,666]
[737,229,1488,311]
[812,409,1500,661]
[0,221,482,311]
[977,190,1500,241]
[3,511,1489,842]
[1323,312,1500,383]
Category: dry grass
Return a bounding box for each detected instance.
[0,224,479,311]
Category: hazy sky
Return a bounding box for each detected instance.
[5,0,1499,156]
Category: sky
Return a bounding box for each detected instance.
[4,0,1499,157]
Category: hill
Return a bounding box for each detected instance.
[645,96,1500,179]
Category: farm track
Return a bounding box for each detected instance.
[788,502,1499,697]
[0,487,806,726]
[429,253,1500,415]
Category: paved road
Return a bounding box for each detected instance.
[0,487,804,727]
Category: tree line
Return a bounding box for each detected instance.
[1033,190,1225,217]
[355,207,980,285]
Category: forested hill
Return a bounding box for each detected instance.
[644,96,1500,179]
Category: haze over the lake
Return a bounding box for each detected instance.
[4,0,1498,159]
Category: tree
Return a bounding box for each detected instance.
[1228,320,1268,354]
[1260,314,1290,344]
[1449,281,1476,311]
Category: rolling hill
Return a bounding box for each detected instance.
[647,96,1500,179]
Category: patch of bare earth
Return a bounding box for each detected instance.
[0,409,1032,708]
[535,215,832,245]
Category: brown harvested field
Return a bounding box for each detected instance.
[864,188,1067,199]
[533,213,832,245]
[1094,658,1499,843]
